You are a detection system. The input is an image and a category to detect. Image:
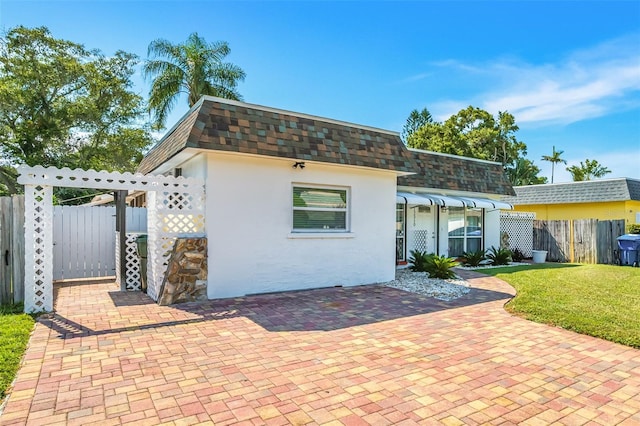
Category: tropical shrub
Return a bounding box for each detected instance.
[408,250,433,272]
[511,248,526,262]
[425,255,458,279]
[487,246,512,266]
[461,250,486,267]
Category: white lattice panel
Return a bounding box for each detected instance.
[414,230,429,252]
[24,184,53,313]
[124,234,142,291]
[146,186,205,302]
[500,211,535,257]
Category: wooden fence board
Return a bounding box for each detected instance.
[596,219,625,264]
[11,195,24,303]
[533,219,570,262]
[0,196,25,305]
[0,197,11,305]
[574,219,598,264]
[535,218,627,265]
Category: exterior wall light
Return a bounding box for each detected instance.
[292,161,306,169]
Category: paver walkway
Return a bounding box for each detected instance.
[1,270,639,425]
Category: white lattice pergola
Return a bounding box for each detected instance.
[17,165,205,313]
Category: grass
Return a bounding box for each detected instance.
[0,304,35,401]
[481,263,640,348]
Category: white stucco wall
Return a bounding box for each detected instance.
[200,152,397,298]
[484,209,501,251]
[178,153,207,180]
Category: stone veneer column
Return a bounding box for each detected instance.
[157,237,208,305]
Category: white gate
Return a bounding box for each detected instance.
[53,206,147,280]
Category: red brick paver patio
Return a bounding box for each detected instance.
[1,270,639,425]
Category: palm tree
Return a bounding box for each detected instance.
[143,32,246,128]
[566,159,612,181]
[505,157,547,186]
[541,146,566,183]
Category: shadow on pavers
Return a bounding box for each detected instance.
[43,281,512,338]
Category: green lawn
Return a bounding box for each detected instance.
[0,304,35,401]
[482,263,640,348]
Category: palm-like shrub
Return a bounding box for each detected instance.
[425,255,458,279]
[408,250,433,272]
[487,246,512,265]
[461,250,486,267]
[512,248,526,262]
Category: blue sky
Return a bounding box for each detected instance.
[1,1,639,182]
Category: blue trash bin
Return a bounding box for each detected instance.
[617,234,640,267]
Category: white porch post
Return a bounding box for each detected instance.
[24,184,54,313]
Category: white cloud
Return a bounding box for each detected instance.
[425,33,640,125]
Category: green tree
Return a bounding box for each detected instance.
[407,106,527,166]
[567,159,612,181]
[144,32,246,129]
[401,107,433,143]
[541,146,566,184]
[0,26,152,198]
[505,158,547,186]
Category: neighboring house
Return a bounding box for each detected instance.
[138,96,514,299]
[502,178,640,226]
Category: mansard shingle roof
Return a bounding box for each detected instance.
[138,96,515,196]
[138,97,415,175]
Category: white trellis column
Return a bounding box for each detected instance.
[146,181,206,301]
[23,184,54,313]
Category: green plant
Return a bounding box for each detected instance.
[487,246,512,266]
[425,255,458,279]
[628,224,640,234]
[512,248,526,262]
[1,304,35,401]
[461,250,486,267]
[408,250,433,272]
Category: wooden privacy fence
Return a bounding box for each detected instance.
[0,195,25,305]
[533,218,626,264]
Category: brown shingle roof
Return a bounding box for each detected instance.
[397,149,516,196]
[138,97,415,175]
[137,97,515,196]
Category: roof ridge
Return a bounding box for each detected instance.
[200,96,400,137]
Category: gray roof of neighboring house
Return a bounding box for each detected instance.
[397,149,516,196]
[502,178,640,205]
[138,96,515,196]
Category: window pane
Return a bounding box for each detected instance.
[396,204,405,237]
[448,238,464,258]
[448,207,465,236]
[293,187,347,208]
[466,237,482,253]
[293,210,346,230]
[466,208,482,235]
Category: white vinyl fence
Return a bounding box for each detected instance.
[53,206,146,281]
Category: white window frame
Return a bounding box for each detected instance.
[447,207,484,256]
[291,184,350,233]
